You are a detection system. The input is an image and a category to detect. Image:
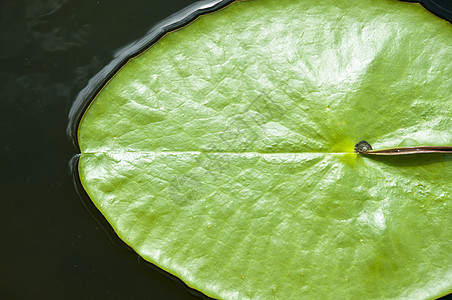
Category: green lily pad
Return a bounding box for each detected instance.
[77,0,452,298]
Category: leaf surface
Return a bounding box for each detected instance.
[78,0,452,298]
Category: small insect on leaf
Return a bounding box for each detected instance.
[354,141,373,153]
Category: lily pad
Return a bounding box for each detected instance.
[77,0,452,298]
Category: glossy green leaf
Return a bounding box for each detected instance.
[78,0,452,298]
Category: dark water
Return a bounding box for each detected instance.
[1,0,451,299]
[1,1,206,299]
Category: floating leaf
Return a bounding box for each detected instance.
[77,0,452,298]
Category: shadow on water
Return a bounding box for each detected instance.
[362,153,452,167]
[402,0,452,23]
[136,256,215,300]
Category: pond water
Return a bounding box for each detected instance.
[1,0,208,298]
[1,0,450,299]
